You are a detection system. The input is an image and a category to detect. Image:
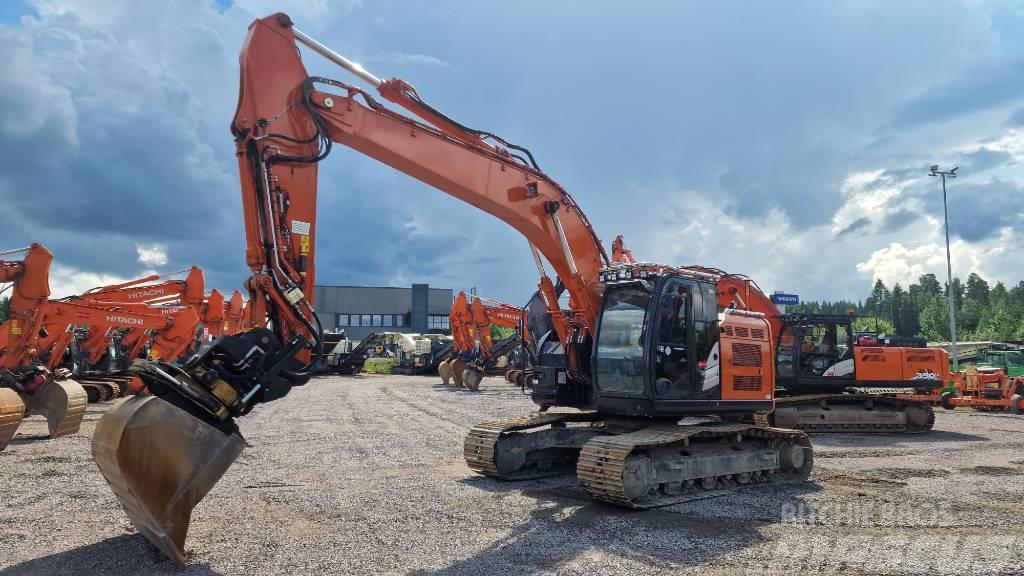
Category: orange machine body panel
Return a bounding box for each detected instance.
[719,311,774,403]
[853,347,950,383]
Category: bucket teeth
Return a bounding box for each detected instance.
[92,395,244,565]
[0,388,26,451]
[23,379,87,438]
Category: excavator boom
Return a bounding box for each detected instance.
[92,14,811,563]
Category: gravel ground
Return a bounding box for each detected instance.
[1,374,1023,576]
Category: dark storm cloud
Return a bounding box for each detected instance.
[878,209,919,234]
[889,58,1024,130]
[906,177,1024,242]
[961,148,1014,173]
[0,1,1021,303]
[0,11,244,290]
[835,217,871,239]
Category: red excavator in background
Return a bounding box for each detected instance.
[90,15,815,564]
[440,291,526,390]
[0,244,201,451]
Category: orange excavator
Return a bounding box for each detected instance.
[0,244,201,451]
[225,291,247,333]
[210,290,246,338]
[440,291,526,390]
[58,268,210,399]
[90,15,818,564]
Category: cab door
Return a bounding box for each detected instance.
[650,280,698,400]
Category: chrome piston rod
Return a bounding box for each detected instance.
[293,27,383,88]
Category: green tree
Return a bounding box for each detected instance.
[890,284,918,336]
[965,273,990,305]
[864,279,890,318]
[917,274,942,297]
[0,297,8,323]
[919,296,951,341]
[990,281,1008,307]
[977,303,1018,341]
[958,299,984,337]
[853,316,895,334]
[945,276,964,311]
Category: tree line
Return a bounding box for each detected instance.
[788,273,1024,342]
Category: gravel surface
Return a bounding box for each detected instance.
[1,374,1023,575]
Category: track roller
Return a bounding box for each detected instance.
[771,394,934,433]
[577,423,813,508]
[465,411,605,479]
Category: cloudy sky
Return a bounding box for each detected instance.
[1,0,1023,305]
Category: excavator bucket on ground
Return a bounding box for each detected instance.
[92,395,245,565]
[450,359,467,388]
[0,388,25,451]
[438,358,454,385]
[462,369,483,392]
[23,379,87,438]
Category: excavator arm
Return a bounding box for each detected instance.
[93,13,615,563]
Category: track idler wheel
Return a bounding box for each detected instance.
[438,359,453,385]
[463,369,483,392]
[0,388,26,451]
[23,379,87,439]
[450,359,467,388]
[92,395,244,565]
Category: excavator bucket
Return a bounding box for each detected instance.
[92,395,245,564]
[23,379,87,438]
[0,388,25,451]
[438,358,453,384]
[450,359,467,388]
[463,369,483,392]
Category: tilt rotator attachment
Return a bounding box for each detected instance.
[91,328,311,564]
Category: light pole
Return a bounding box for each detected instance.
[929,165,959,370]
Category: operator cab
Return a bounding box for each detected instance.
[589,266,773,418]
[775,314,855,392]
[776,315,856,388]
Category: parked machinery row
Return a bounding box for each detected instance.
[0,244,247,451]
[439,291,526,390]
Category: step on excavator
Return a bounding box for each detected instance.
[90,14,815,564]
[0,244,201,451]
[440,291,526,390]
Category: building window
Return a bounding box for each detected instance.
[383,315,393,327]
[337,314,349,327]
[428,315,450,330]
[395,314,406,327]
[361,314,372,327]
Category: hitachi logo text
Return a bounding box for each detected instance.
[129,288,165,299]
[106,316,145,326]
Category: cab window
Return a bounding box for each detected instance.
[653,284,692,398]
